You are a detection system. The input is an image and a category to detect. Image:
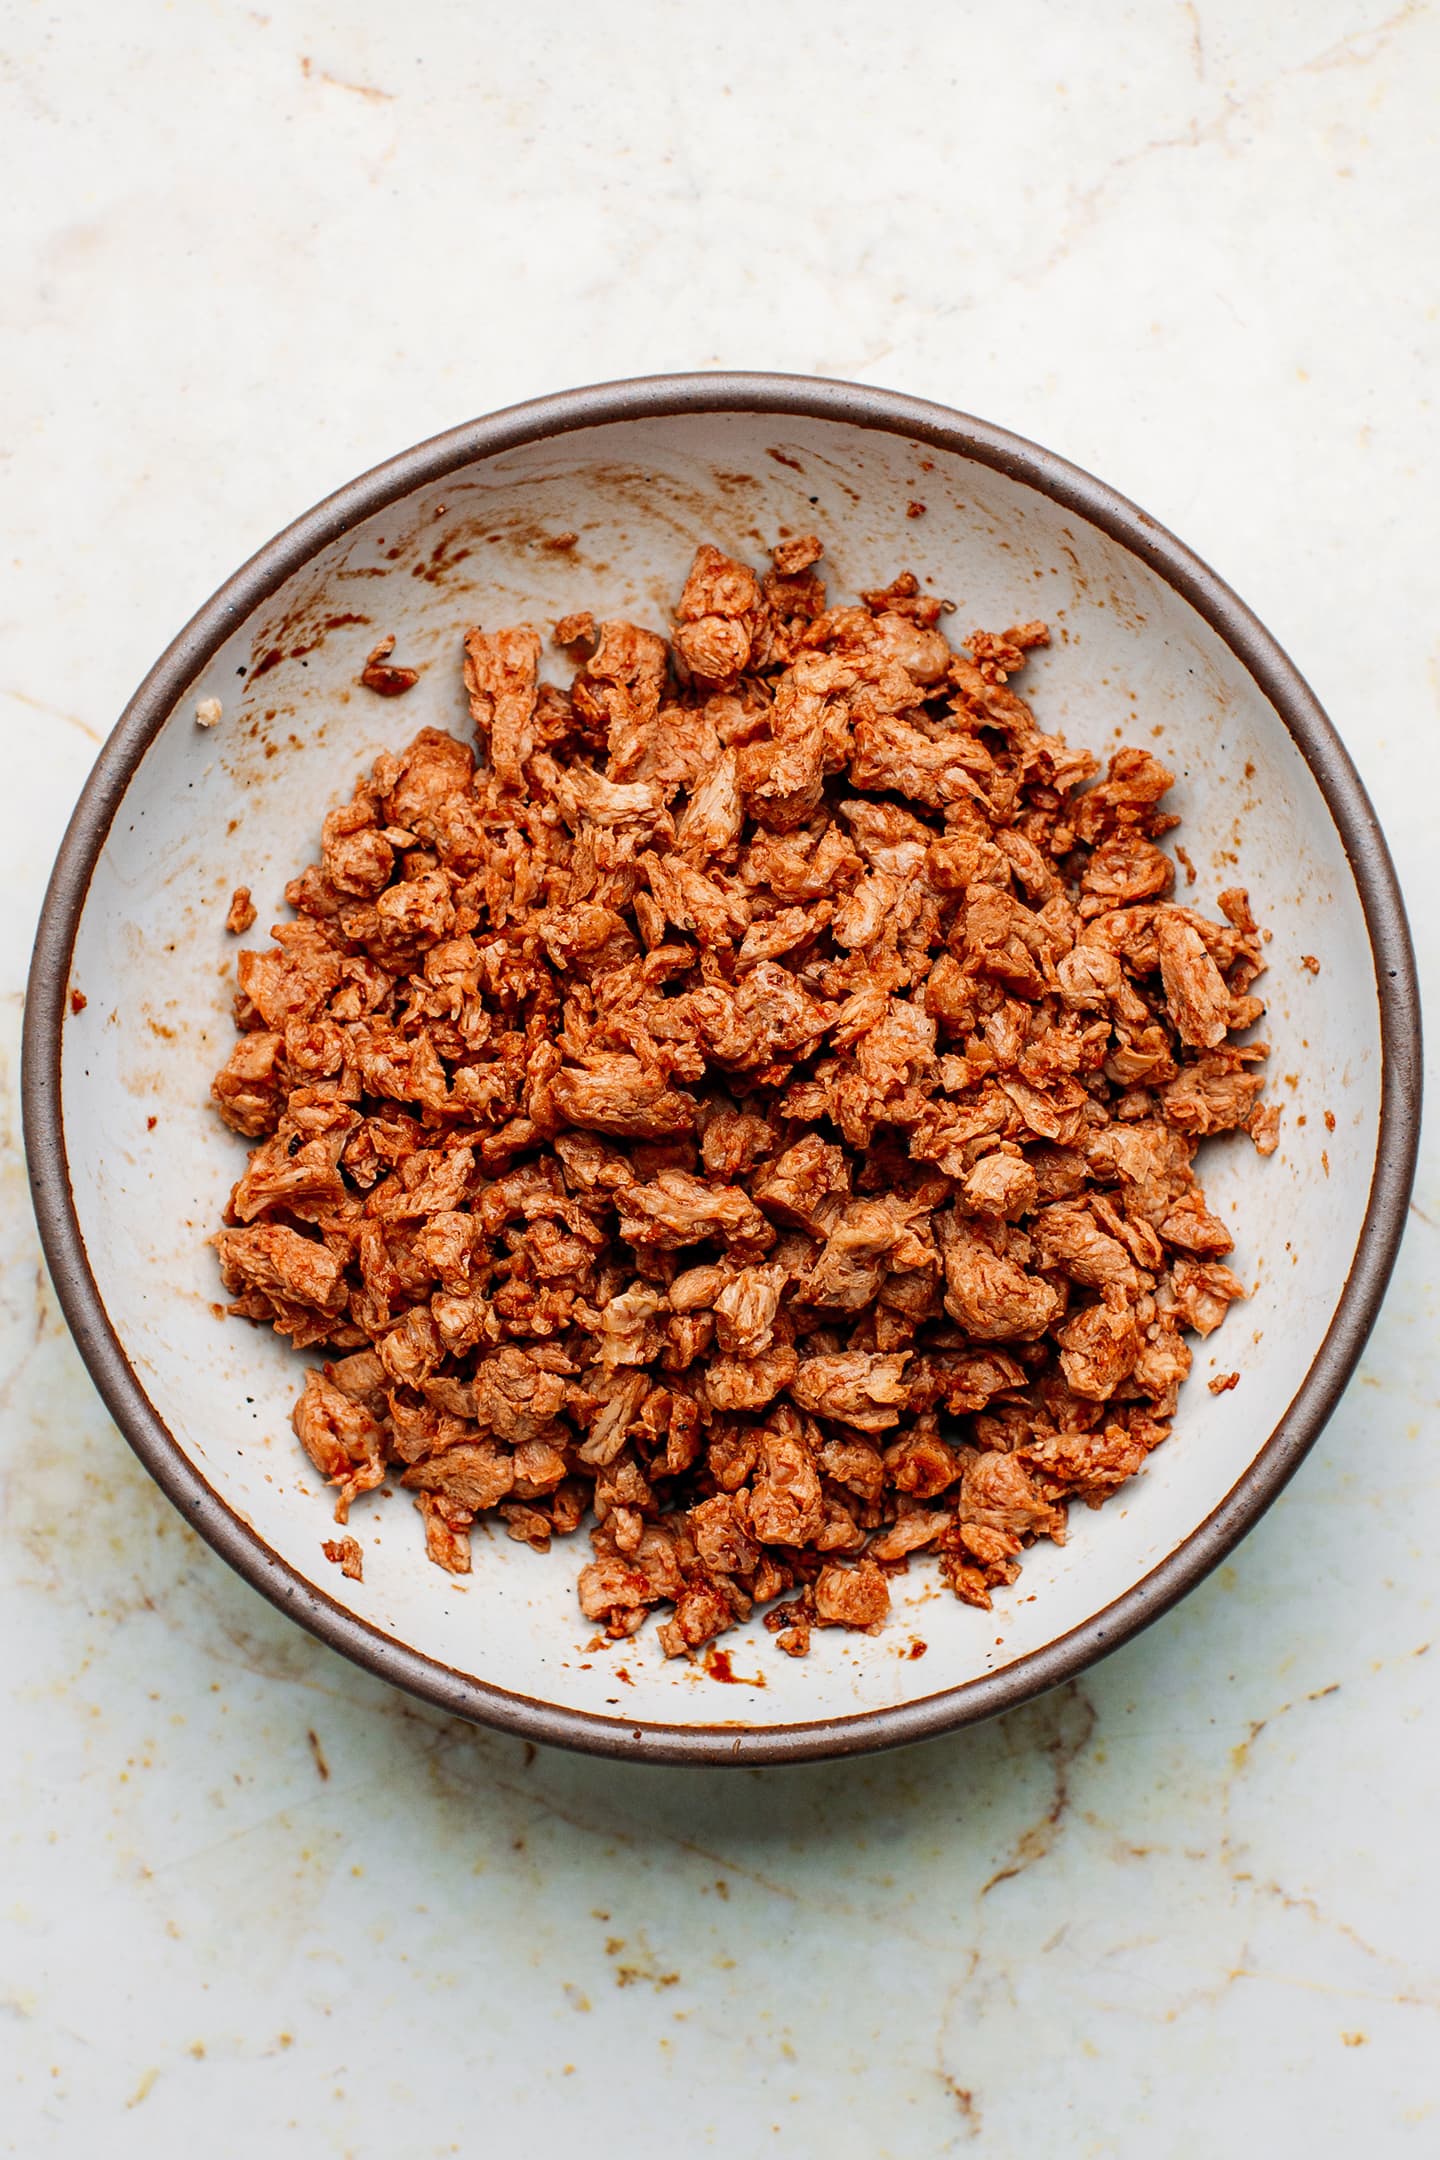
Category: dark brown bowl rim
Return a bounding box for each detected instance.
[22,371,1422,1766]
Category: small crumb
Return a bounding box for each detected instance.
[908,1639,928,1659]
[554,610,597,653]
[188,2042,206,2060]
[1209,1372,1240,1395]
[225,886,257,935]
[1174,844,1198,887]
[306,1729,330,1780]
[1324,1110,1336,1132]
[321,1535,363,1581]
[69,987,87,1015]
[147,1115,158,1131]
[1300,954,1320,975]
[1341,2031,1367,2048]
[770,533,823,574]
[1321,1150,1331,1177]
[360,634,420,697]
[906,500,927,518]
[544,530,579,552]
[1247,1102,1282,1156]
[195,696,222,728]
[963,621,1050,683]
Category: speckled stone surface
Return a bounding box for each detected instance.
[2,2,1437,2152]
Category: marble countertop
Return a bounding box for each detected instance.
[3,1,1437,2151]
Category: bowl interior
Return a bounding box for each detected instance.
[55,404,1383,1745]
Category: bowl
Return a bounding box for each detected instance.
[22,374,1421,1764]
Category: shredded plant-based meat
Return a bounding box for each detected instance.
[211,536,1269,1657]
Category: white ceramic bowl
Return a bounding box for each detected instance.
[23,376,1420,1763]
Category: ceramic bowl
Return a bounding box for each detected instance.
[23,375,1420,1764]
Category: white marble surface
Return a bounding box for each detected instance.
[3,0,1437,2150]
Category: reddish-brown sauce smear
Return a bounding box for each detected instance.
[702,1644,766,1685]
[253,613,374,678]
[413,533,473,586]
[292,612,373,659]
